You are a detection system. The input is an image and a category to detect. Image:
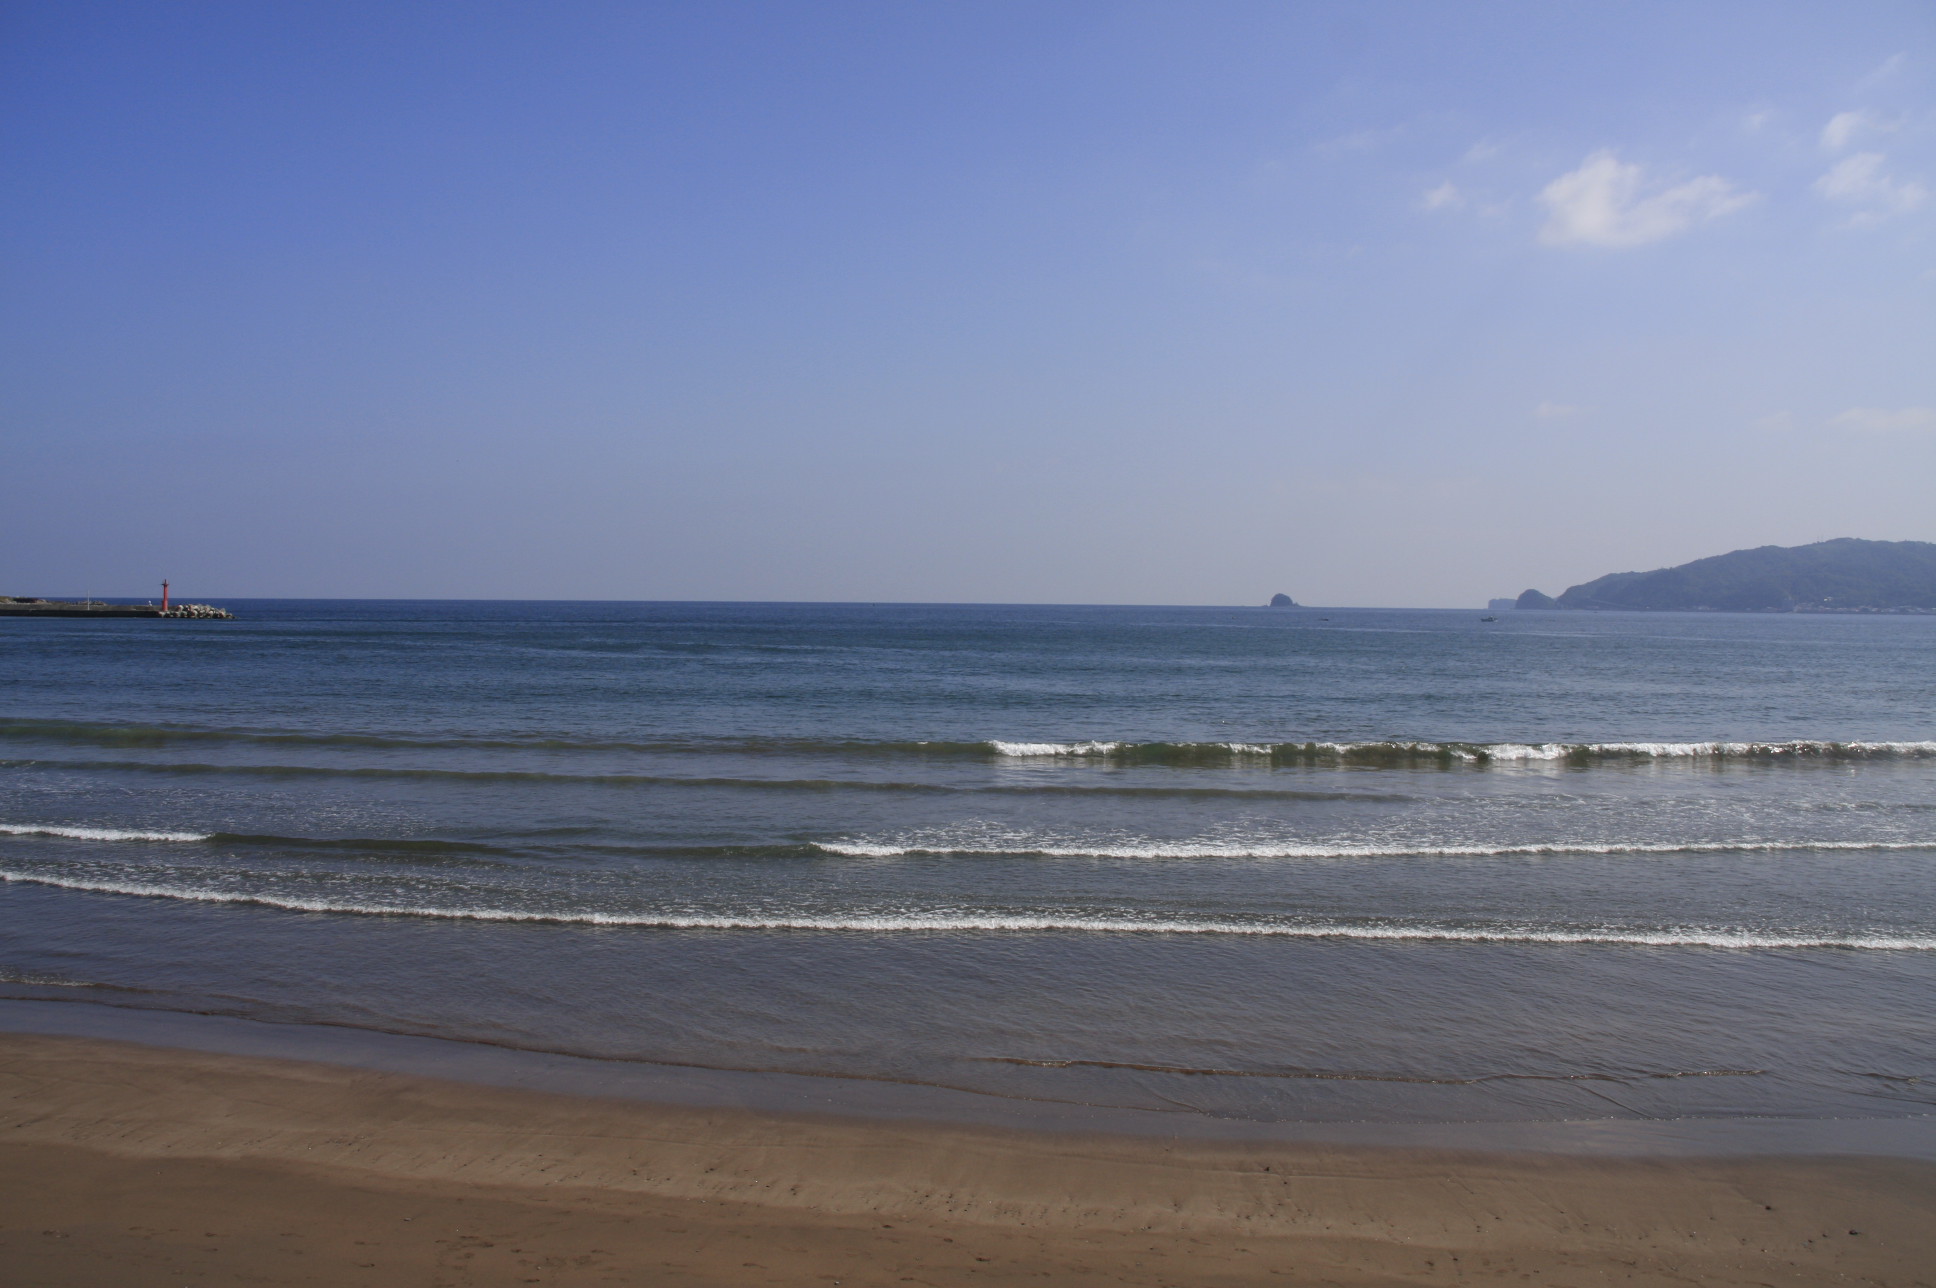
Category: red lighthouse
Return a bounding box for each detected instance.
[161,580,170,612]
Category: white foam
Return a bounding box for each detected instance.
[815,839,1936,860]
[1282,740,1487,761]
[1289,739,1936,761]
[991,740,1336,758]
[1478,744,1571,760]
[0,869,1928,950]
[0,823,208,843]
[977,738,1936,761]
[0,971,91,987]
[989,741,1124,756]
[1359,739,1936,761]
[1555,740,1936,759]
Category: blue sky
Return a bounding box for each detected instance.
[4,1,1932,605]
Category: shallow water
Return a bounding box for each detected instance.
[2,601,1932,1123]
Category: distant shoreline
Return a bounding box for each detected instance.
[1512,538,1936,614]
[1512,604,1935,615]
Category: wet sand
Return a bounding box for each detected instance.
[3,1032,1932,1286]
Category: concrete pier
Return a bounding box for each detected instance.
[0,597,234,619]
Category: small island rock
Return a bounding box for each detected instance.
[1268,593,1297,608]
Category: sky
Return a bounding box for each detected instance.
[3,1,1933,606]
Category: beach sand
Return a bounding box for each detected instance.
[2,1032,1931,1286]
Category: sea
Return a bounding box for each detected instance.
[2,601,1933,1133]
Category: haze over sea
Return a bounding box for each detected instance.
[3,600,1934,1126]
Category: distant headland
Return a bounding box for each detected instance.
[1511,538,1936,614]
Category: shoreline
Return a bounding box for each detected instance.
[7,997,1936,1159]
[4,1027,1935,1285]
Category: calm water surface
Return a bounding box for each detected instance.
[2,601,1932,1123]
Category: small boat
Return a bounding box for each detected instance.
[1480,615,1498,622]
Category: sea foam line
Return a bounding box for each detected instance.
[1483,740,1936,761]
[990,740,1126,756]
[0,823,208,843]
[0,869,1930,949]
[985,738,1936,763]
[7,823,1931,862]
[989,741,1295,757]
[814,839,1936,860]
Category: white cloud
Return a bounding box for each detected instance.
[1830,406,1936,433]
[1814,153,1928,224]
[1856,53,1907,91]
[1821,111,1870,150]
[1534,401,1583,419]
[1463,139,1503,162]
[1821,110,1900,150]
[1537,152,1755,248]
[1421,181,1465,211]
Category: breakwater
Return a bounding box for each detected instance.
[0,598,233,619]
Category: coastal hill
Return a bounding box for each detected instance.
[1514,538,1936,613]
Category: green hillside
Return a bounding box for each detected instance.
[1514,539,1936,613]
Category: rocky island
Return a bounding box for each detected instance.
[1513,538,1936,613]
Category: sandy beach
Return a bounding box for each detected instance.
[1,1032,1930,1286]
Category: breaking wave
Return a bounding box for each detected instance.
[986,739,1936,765]
[815,838,1936,860]
[0,867,1930,949]
[0,823,207,843]
[5,719,1934,767]
[0,824,827,861]
[9,820,1933,863]
[0,823,507,854]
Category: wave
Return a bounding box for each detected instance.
[10,819,1932,863]
[0,868,1929,949]
[0,759,1404,802]
[0,824,822,861]
[0,719,603,753]
[215,833,505,855]
[1479,740,1936,762]
[815,838,1936,860]
[0,823,207,843]
[986,739,1936,765]
[0,720,999,759]
[0,823,506,854]
[0,969,98,989]
[6,719,1934,767]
